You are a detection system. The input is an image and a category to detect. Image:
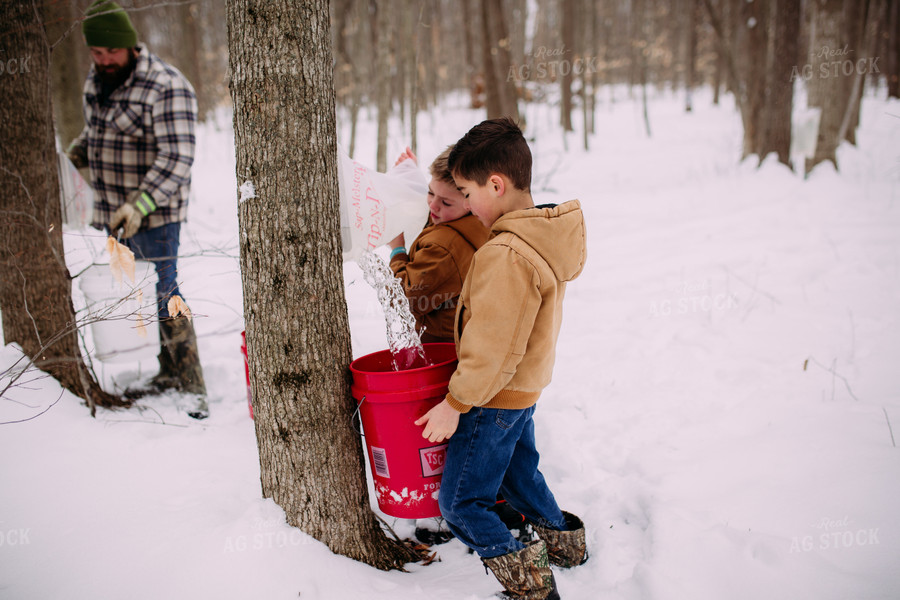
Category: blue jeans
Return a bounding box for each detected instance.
[438,405,566,558]
[123,222,182,318]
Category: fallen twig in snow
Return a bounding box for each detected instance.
[882,407,896,448]
[803,356,860,403]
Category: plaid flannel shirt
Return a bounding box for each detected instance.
[73,45,197,231]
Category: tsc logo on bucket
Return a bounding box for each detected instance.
[420,443,448,477]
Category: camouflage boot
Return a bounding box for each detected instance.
[147,345,179,390]
[163,316,209,420]
[482,540,560,600]
[532,512,588,569]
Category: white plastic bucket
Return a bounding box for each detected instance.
[79,262,160,363]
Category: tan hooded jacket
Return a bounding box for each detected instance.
[446,200,586,413]
[390,214,490,343]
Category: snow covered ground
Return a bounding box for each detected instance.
[2,88,899,600]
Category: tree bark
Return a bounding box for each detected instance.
[711,0,724,106]
[839,0,866,145]
[225,0,415,570]
[560,0,575,130]
[685,0,699,112]
[762,0,801,166]
[373,0,392,171]
[178,2,208,121]
[481,0,520,121]
[737,0,768,159]
[0,0,126,415]
[702,0,771,160]
[806,0,846,173]
[42,0,90,149]
[888,0,899,98]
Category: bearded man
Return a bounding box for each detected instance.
[67,0,207,419]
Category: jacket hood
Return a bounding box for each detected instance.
[491,200,586,282]
[442,213,491,250]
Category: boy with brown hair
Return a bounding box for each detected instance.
[388,146,490,343]
[414,118,588,599]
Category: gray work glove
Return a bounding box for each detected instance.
[66,142,88,169]
[110,190,157,239]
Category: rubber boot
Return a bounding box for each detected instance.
[482,540,560,600]
[148,345,179,390]
[532,512,587,568]
[123,324,179,400]
[164,316,209,419]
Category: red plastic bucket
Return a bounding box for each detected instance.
[350,343,458,519]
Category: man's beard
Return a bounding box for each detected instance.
[96,51,137,89]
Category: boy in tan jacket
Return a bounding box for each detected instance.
[415,118,588,599]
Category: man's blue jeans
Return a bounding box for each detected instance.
[123,222,181,319]
[438,405,566,558]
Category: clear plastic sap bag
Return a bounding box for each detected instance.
[57,151,94,229]
[337,148,429,262]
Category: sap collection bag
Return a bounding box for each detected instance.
[337,147,429,262]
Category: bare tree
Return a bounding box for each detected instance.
[43,0,90,148]
[806,0,848,172]
[632,0,652,136]
[225,0,416,570]
[704,0,799,165]
[763,0,801,166]
[1,0,126,415]
[736,0,768,158]
[373,0,392,171]
[888,0,899,98]
[684,0,700,112]
[481,0,521,120]
[560,0,575,130]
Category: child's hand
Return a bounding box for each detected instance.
[394,146,418,166]
[415,399,460,443]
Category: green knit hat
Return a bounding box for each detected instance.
[82,0,138,48]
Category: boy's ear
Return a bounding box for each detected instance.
[489,174,505,197]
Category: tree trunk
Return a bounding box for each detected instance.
[405,1,420,154]
[462,0,479,101]
[633,0,652,136]
[481,0,504,118]
[560,0,575,131]
[685,0,699,112]
[0,1,126,415]
[702,0,768,159]
[762,0,801,166]
[712,0,724,106]
[888,0,899,98]
[806,0,846,173]
[178,2,208,121]
[838,0,866,145]
[225,0,415,571]
[481,0,521,121]
[737,0,768,159]
[42,0,90,149]
[373,0,392,171]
